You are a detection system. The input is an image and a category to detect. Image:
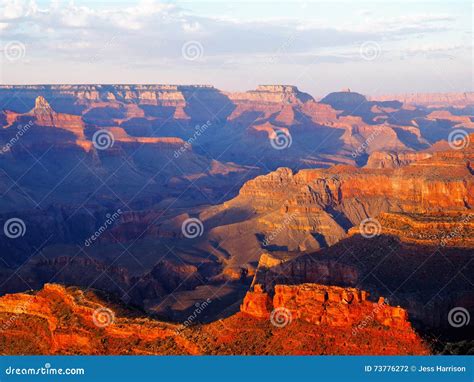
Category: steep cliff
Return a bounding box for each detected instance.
[199,145,473,260]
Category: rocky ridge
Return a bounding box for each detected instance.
[198,144,473,259]
[0,283,429,355]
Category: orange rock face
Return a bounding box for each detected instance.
[31,96,85,132]
[0,284,429,355]
[365,151,433,168]
[241,283,411,331]
[201,143,473,257]
[0,284,200,355]
[349,211,474,247]
[240,284,273,318]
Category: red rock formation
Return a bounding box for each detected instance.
[234,283,428,355]
[1,84,470,172]
[241,283,411,331]
[240,284,273,318]
[0,284,429,355]
[30,96,85,132]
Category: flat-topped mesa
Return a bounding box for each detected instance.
[256,85,300,93]
[241,283,413,331]
[228,84,314,104]
[112,84,218,106]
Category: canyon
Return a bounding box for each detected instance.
[0,85,473,355]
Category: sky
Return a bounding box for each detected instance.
[0,0,472,96]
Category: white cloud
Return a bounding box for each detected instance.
[0,0,470,93]
[0,0,37,19]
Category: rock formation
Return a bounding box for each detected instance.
[365,151,433,168]
[199,143,473,260]
[0,283,429,355]
[241,283,410,330]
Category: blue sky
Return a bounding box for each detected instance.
[0,0,472,96]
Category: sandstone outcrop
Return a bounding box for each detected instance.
[241,283,410,330]
[366,151,433,168]
[0,284,429,355]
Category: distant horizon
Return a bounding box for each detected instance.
[0,0,472,95]
[0,83,473,98]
